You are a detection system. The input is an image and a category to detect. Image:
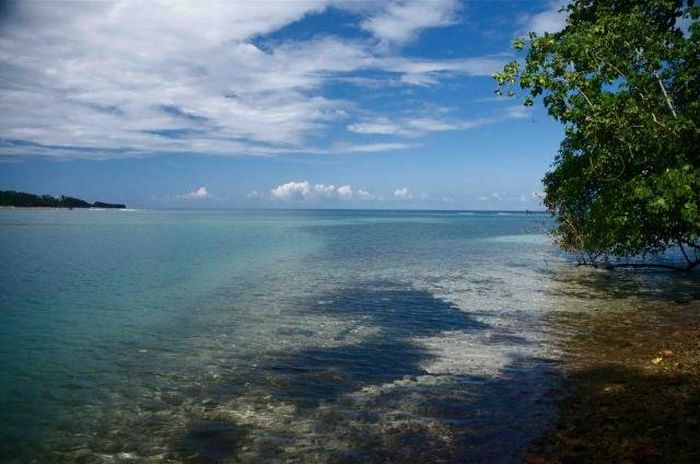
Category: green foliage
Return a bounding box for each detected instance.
[495,0,700,269]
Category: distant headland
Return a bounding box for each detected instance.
[0,190,125,209]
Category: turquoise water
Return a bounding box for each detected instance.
[1,209,695,463]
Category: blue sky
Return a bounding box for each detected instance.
[0,1,568,209]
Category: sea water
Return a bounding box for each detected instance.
[1,209,697,463]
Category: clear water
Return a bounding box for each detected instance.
[1,209,697,463]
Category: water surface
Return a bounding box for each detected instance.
[1,209,695,463]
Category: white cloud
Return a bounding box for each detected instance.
[347,118,403,136]
[348,116,489,137]
[378,56,507,87]
[268,181,385,202]
[361,0,459,47]
[336,185,353,200]
[270,181,374,202]
[180,186,210,200]
[246,190,262,200]
[0,1,507,159]
[347,106,530,137]
[478,191,544,204]
[522,2,568,36]
[503,105,532,119]
[329,142,417,153]
[0,2,342,158]
[393,187,412,200]
[270,181,312,201]
[399,73,439,86]
[356,189,373,200]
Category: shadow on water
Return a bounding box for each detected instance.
[169,283,559,463]
[545,266,700,304]
[259,286,490,409]
[173,421,251,464]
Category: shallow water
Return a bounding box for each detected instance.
[0,209,697,463]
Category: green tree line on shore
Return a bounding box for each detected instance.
[0,190,125,209]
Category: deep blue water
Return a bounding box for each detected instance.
[2,208,693,463]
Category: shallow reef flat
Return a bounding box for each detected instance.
[1,209,697,463]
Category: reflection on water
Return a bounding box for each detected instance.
[0,209,697,463]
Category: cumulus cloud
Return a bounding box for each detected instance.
[269,181,348,202]
[336,185,353,200]
[268,181,382,202]
[393,187,412,200]
[0,1,504,159]
[356,189,373,200]
[180,186,210,199]
[270,181,312,201]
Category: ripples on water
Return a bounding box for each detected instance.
[0,209,697,463]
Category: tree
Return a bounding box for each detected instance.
[494,0,700,270]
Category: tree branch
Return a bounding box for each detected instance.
[679,243,692,265]
[578,88,594,108]
[682,241,700,251]
[655,72,677,118]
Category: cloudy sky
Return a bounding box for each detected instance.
[0,0,567,209]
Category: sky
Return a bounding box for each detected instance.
[0,0,569,210]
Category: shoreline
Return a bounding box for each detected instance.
[0,206,133,211]
[529,300,700,462]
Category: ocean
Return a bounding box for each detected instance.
[1,209,696,463]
